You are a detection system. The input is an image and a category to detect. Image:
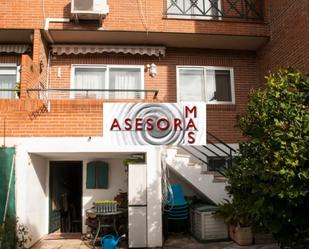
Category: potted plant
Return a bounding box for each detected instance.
[215,200,253,246]
[252,226,275,245]
[122,154,146,177]
[122,154,145,167]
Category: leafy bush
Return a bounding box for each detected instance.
[16,219,31,249]
[0,217,16,249]
[215,200,251,227]
[226,69,309,249]
[0,217,31,249]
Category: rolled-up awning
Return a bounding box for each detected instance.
[0,44,30,54]
[51,45,166,57]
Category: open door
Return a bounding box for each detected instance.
[49,161,82,233]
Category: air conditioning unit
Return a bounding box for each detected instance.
[71,0,109,21]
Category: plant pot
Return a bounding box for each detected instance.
[228,224,235,240]
[254,232,275,244]
[230,224,253,246]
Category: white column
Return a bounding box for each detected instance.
[146,146,163,248]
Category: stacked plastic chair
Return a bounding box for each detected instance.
[165,184,189,233]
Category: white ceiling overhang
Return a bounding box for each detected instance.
[0,44,31,54]
[51,44,166,57]
[47,30,269,51]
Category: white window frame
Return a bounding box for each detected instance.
[0,63,20,99]
[176,66,235,104]
[70,64,145,99]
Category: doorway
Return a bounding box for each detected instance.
[49,161,83,233]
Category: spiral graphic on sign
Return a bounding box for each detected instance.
[106,103,186,145]
[128,103,185,145]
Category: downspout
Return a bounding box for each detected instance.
[44,18,70,43]
[46,49,51,90]
[46,49,52,112]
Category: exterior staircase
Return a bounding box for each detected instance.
[165,132,237,205]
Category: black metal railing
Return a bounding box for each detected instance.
[0,89,20,99]
[164,0,263,21]
[27,88,159,100]
[180,131,237,176]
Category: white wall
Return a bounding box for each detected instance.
[82,158,128,233]
[15,146,49,248]
[146,147,162,248]
[168,170,197,197]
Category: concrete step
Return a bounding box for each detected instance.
[175,153,191,159]
[166,147,230,204]
[200,170,215,175]
[213,176,227,183]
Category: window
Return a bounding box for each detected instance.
[208,157,228,172]
[177,66,235,104]
[0,65,19,99]
[74,67,106,99]
[109,68,142,99]
[86,161,109,189]
[71,65,144,99]
[178,68,205,101]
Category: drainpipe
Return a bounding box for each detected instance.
[46,49,52,112]
[44,18,70,43]
[46,49,51,89]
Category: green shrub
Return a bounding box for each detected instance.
[215,200,251,227]
[226,68,309,249]
[0,217,31,249]
[0,217,17,249]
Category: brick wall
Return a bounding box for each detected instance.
[258,0,309,80]
[33,30,49,89]
[0,99,102,137]
[0,98,158,137]
[50,48,258,102]
[0,48,259,142]
[0,0,268,37]
[19,54,40,98]
[0,1,307,144]
[0,54,20,64]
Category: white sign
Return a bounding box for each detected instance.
[103,102,206,145]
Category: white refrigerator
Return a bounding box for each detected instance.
[128,163,147,248]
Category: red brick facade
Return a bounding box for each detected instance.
[0,49,258,142]
[0,1,307,143]
[0,0,269,36]
[258,0,309,81]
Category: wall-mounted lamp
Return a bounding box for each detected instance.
[146,63,157,77]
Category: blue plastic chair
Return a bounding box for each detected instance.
[167,212,188,218]
[167,184,187,206]
[166,204,188,210]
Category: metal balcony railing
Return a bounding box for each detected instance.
[27,88,159,100]
[0,89,20,99]
[164,0,264,21]
[180,131,237,176]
